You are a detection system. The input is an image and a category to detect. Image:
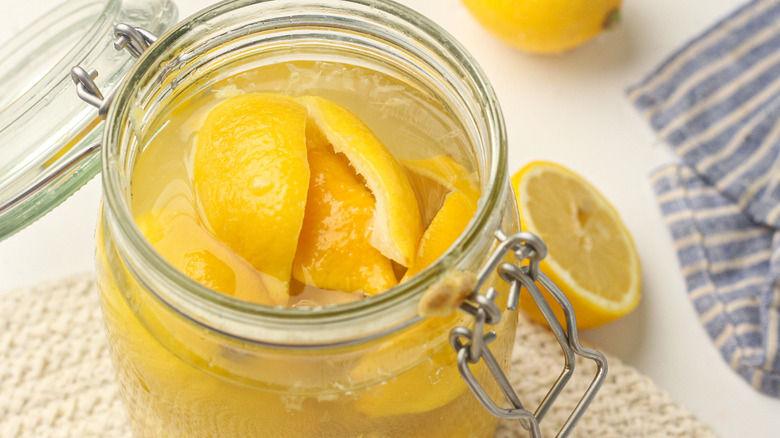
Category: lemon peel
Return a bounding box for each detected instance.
[402,189,478,282]
[401,155,479,200]
[400,155,480,281]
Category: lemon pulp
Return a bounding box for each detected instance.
[512,161,641,329]
[291,119,398,295]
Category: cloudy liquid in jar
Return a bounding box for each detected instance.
[97,60,514,438]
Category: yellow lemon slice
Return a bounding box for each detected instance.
[292,123,397,295]
[193,93,310,305]
[300,96,423,267]
[136,210,273,305]
[463,0,622,54]
[512,161,641,329]
[402,189,478,281]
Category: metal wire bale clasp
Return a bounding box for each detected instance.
[450,230,608,437]
[71,24,157,119]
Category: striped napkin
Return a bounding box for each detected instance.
[628,0,780,397]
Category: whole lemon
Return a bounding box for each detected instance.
[462,0,622,54]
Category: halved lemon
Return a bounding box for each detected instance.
[512,161,640,329]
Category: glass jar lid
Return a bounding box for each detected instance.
[0,0,177,241]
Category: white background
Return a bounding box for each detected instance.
[2,0,780,436]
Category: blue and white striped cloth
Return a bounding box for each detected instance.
[628,0,780,397]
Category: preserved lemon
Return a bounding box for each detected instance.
[292,122,398,295]
[194,94,310,304]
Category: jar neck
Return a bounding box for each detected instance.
[102,0,508,347]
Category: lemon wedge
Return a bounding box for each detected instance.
[300,96,423,267]
[193,93,310,305]
[512,161,641,329]
[400,155,479,281]
[292,122,397,295]
[350,157,478,416]
[402,190,478,281]
[136,210,273,305]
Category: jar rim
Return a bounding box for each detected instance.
[102,0,508,342]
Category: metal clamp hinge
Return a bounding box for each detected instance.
[71,24,157,119]
[450,230,608,437]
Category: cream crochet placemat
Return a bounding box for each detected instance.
[0,274,716,437]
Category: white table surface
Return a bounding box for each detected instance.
[2,0,779,436]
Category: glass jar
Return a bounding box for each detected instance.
[96,0,516,436]
[77,1,606,437]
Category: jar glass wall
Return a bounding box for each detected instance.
[96,1,518,436]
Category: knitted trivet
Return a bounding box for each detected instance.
[0,274,715,437]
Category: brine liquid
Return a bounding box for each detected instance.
[99,61,512,438]
[130,60,477,306]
